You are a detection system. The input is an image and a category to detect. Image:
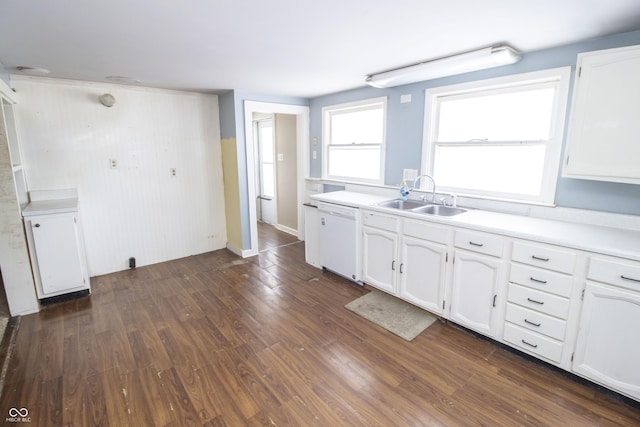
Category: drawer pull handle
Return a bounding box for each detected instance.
[492,294,497,307]
[621,275,640,283]
[527,297,544,305]
[521,339,538,348]
[469,241,484,247]
[399,263,404,274]
[531,255,549,262]
[392,261,396,271]
[524,319,541,327]
[529,277,547,284]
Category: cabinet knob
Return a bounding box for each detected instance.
[34,224,40,228]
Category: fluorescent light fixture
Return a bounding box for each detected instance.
[366,45,522,88]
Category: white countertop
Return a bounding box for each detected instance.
[22,198,78,217]
[311,190,640,261]
[310,191,391,207]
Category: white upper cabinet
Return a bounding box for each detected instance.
[563,45,640,184]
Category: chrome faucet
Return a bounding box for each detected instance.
[412,174,436,203]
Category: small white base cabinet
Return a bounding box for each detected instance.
[303,204,321,269]
[361,212,400,295]
[449,230,506,338]
[23,192,90,300]
[573,257,640,401]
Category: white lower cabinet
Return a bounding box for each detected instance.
[361,211,450,314]
[573,257,640,401]
[24,211,90,299]
[355,206,640,402]
[449,249,504,337]
[303,204,321,268]
[399,236,448,315]
[362,225,398,294]
[503,240,581,367]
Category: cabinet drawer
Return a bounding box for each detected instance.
[505,303,567,341]
[588,257,640,292]
[509,263,573,298]
[511,240,576,274]
[362,211,399,232]
[454,230,504,258]
[503,323,563,363]
[402,219,451,245]
[507,283,570,319]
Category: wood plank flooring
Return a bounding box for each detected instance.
[1,224,639,426]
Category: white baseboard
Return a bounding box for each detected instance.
[226,243,258,258]
[274,224,298,237]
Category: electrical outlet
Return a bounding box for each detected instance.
[170,168,177,177]
[403,168,418,182]
[313,150,317,160]
[109,158,118,169]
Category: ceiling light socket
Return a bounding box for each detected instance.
[99,93,116,107]
[15,66,51,75]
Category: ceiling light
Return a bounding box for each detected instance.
[365,45,522,88]
[15,66,51,75]
[106,75,142,85]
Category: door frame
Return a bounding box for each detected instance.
[253,116,276,224]
[244,101,309,254]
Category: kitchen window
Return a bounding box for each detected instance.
[422,67,571,204]
[322,97,387,183]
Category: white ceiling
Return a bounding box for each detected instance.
[1,1,640,98]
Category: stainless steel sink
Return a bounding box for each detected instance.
[377,199,429,210]
[411,204,467,217]
[378,198,467,217]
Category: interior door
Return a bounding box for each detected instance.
[256,119,275,224]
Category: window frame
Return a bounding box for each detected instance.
[422,67,571,205]
[322,96,387,184]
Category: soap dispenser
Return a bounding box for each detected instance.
[399,181,410,200]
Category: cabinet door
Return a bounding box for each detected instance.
[449,250,503,337]
[30,214,85,295]
[564,45,640,184]
[362,226,398,294]
[399,236,447,315]
[573,282,640,400]
[304,206,321,268]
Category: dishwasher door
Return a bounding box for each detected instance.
[318,203,360,282]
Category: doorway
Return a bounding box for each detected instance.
[244,102,309,256]
[254,117,275,224]
[252,113,299,236]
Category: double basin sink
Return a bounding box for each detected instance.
[377,199,467,217]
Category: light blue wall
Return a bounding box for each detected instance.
[309,31,640,215]
[226,90,308,250]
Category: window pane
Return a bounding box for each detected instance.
[259,125,274,163]
[328,146,381,180]
[433,145,546,196]
[261,163,275,198]
[331,107,384,145]
[437,87,555,142]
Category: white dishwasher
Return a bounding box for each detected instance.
[318,202,361,283]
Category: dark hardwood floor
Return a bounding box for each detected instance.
[1,224,638,426]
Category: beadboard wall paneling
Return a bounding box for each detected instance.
[12,77,227,276]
